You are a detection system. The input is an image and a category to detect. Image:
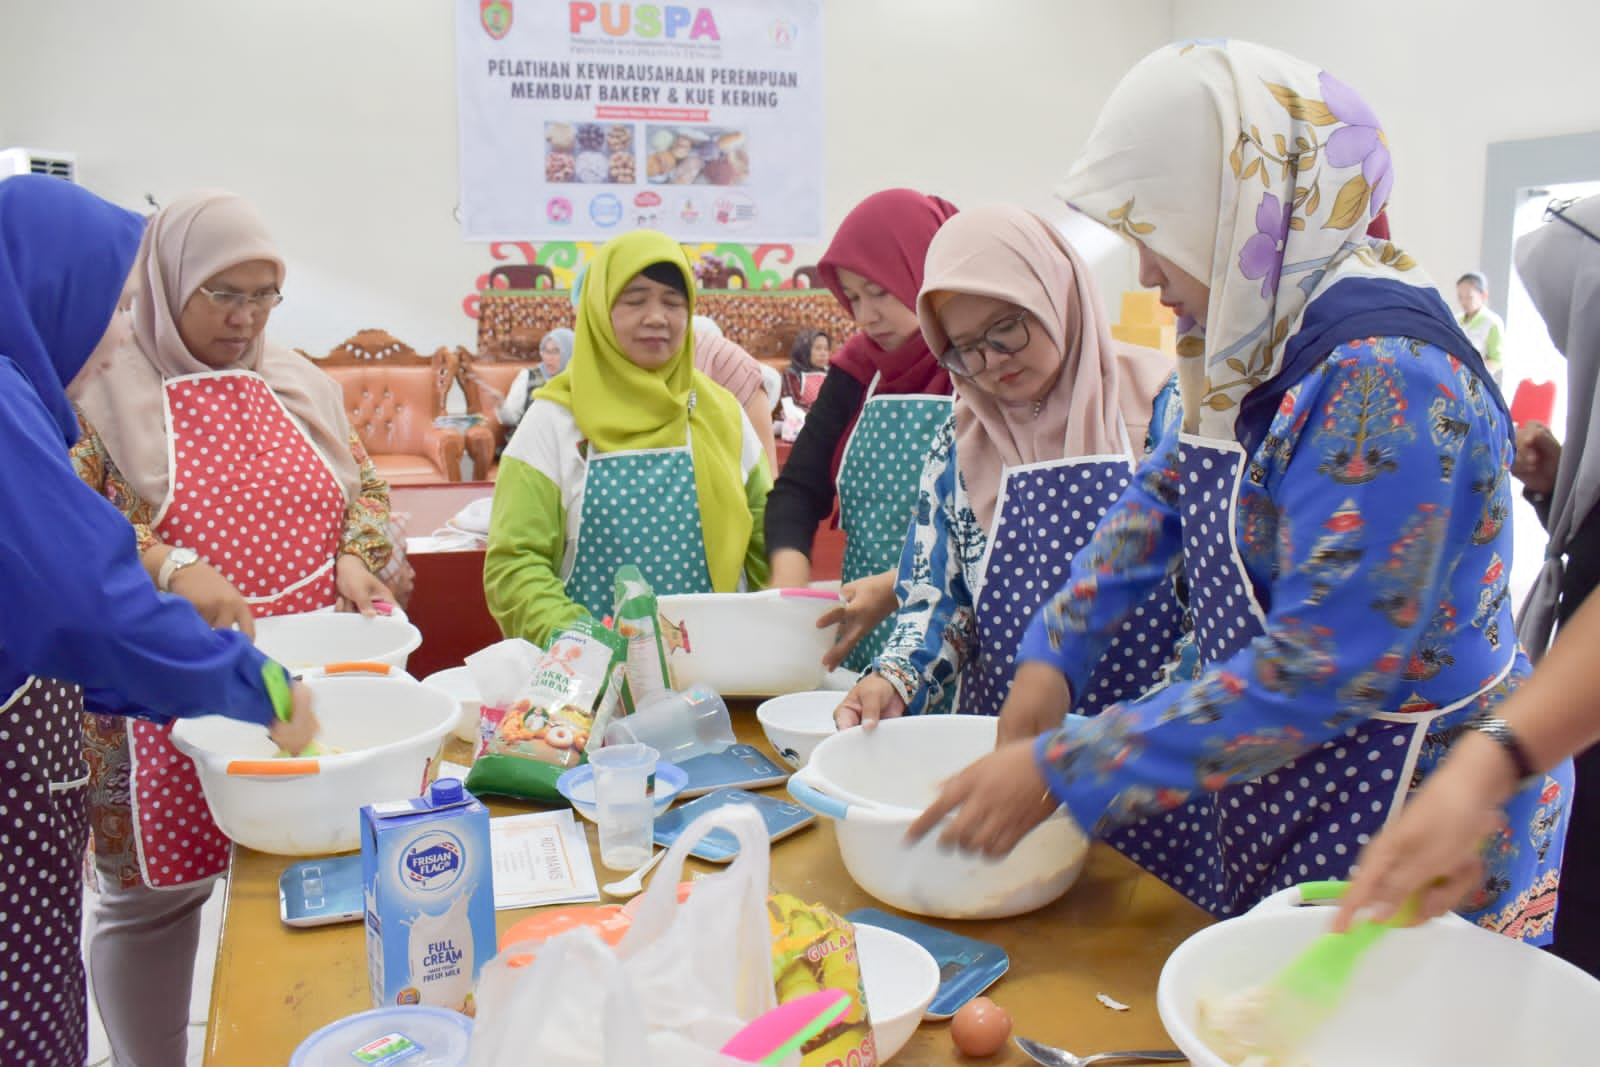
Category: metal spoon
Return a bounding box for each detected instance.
[601,849,667,898]
[1014,1036,1188,1066]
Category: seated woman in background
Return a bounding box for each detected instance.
[784,328,831,410]
[765,189,958,673]
[693,313,779,474]
[837,205,1176,727]
[69,190,396,1067]
[496,326,574,431]
[485,231,770,646]
[910,40,1568,939]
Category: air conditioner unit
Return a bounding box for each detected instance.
[0,147,77,183]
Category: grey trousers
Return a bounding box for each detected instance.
[87,855,216,1067]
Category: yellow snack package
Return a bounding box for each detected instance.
[767,893,877,1067]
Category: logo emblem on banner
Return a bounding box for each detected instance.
[590,194,624,228]
[481,0,513,40]
[547,198,573,224]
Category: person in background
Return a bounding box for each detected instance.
[784,328,831,410]
[485,231,770,646]
[693,313,779,474]
[1503,193,1600,974]
[1457,270,1507,385]
[69,190,396,1066]
[0,176,317,1067]
[908,41,1568,940]
[766,189,959,672]
[496,326,574,431]
[837,205,1177,727]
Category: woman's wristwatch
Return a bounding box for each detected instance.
[1470,713,1538,786]
[158,546,202,592]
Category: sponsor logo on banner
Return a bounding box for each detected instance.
[590,194,624,227]
[547,198,574,224]
[713,191,757,230]
[481,0,513,40]
[634,191,662,208]
[569,3,721,41]
[769,18,797,47]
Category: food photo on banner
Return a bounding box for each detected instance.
[457,0,823,242]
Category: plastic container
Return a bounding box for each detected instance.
[1158,884,1600,1065]
[786,715,1088,919]
[420,666,482,744]
[170,664,455,855]
[588,743,658,871]
[655,588,843,696]
[755,691,840,769]
[255,610,422,672]
[289,1005,472,1066]
[556,760,689,824]
[603,685,734,763]
[855,924,941,1063]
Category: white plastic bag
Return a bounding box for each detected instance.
[467,804,789,1067]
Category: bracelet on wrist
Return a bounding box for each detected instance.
[1469,713,1537,786]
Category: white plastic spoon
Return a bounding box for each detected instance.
[601,848,667,898]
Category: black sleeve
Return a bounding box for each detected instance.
[765,367,865,557]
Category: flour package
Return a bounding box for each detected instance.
[361,779,496,1014]
[465,620,627,803]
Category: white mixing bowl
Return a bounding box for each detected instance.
[421,665,483,744]
[856,923,940,1063]
[787,715,1088,919]
[253,610,422,672]
[1158,884,1600,1065]
[756,690,840,768]
[170,665,455,855]
[656,588,841,697]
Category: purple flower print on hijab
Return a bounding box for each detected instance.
[1239,193,1293,298]
[1320,71,1393,218]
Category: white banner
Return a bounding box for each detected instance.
[456,0,824,243]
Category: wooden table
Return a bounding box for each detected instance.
[205,712,1211,1065]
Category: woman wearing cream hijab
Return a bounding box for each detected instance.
[836,204,1175,725]
[910,41,1568,943]
[70,191,396,1065]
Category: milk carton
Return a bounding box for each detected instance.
[362,779,496,1013]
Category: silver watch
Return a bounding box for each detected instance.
[158,547,201,592]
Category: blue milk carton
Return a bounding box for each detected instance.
[361,779,496,1013]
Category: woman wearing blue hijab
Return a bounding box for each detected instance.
[0,176,318,1065]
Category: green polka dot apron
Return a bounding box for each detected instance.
[0,676,90,1066]
[835,376,952,673]
[1105,435,1569,930]
[963,445,1183,718]
[565,428,714,617]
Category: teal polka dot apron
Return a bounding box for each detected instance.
[1105,436,1569,928]
[565,429,715,617]
[835,376,952,673]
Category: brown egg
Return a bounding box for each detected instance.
[950,996,1012,1057]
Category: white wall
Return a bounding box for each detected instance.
[1169,0,1600,301]
[0,0,1167,355]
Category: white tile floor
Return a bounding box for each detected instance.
[82,882,225,1067]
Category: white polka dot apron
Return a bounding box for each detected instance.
[1104,435,1558,920]
[129,371,345,889]
[964,452,1182,718]
[835,376,952,673]
[564,429,713,617]
[0,676,91,1066]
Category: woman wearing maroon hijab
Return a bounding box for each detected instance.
[766,188,958,672]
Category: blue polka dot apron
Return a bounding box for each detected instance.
[835,376,952,673]
[564,429,714,617]
[1106,436,1569,932]
[962,449,1183,718]
[0,676,91,1066]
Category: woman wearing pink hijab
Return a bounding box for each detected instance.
[836,205,1177,726]
[69,190,397,1065]
[765,189,958,673]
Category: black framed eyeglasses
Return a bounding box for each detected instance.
[938,313,1032,378]
[1544,198,1600,246]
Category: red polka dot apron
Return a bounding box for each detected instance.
[835,375,952,673]
[130,370,345,888]
[564,429,714,617]
[1105,436,1569,930]
[0,677,90,1066]
[962,447,1183,718]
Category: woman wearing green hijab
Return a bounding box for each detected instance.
[485,231,771,644]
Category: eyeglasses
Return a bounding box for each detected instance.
[1544,198,1600,246]
[938,313,1032,378]
[197,286,284,312]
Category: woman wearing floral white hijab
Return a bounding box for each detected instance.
[910,40,1570,937]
